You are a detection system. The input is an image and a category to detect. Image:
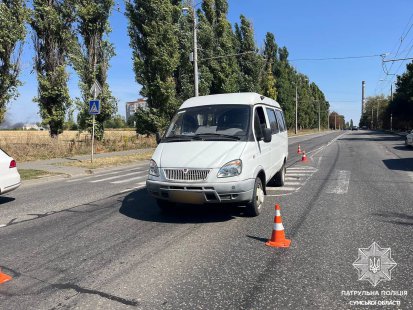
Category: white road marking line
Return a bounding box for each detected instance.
[90,171,146,183]
[285,173,313,177]
[0,224,6,228]
[267,193,294,197]
[284,181,301,186]
[326,170,351,194]
[267,186,299,191]
[307,132,347,158]
[120,184,146,193]
[66,168,145,183]
[287,167,317,171]
[407,172,413,182]
[111,176,147,184]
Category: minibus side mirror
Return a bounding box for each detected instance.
[155,132,162,144]
[263,128,272,143]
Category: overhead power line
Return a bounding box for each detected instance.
[289,54,383,62]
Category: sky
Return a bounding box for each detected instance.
[5,0,413,126]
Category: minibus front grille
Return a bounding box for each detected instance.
[163,169,210,181]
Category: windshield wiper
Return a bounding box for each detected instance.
[163,135,193,142]
[194,133,240,140]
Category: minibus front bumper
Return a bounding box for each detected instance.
[146,179,255,204]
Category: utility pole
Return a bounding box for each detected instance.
[362,81,366,114]
[371,106,374,129]
[391,84,393,101]
[377,102,379,128]
[318,101,321,132]
[183,6,199,97]
[295,85,298,134]
[390,113,393,131]
[334,113,337,130]
[327,109,330,130]
[193,6,199,97]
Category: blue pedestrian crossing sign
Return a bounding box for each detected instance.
[89,100,100,115]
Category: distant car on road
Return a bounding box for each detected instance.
[0,149,21,195]
[405,130,413,147]
[351,126,359,131]
[361,126,367,130]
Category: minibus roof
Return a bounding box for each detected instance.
[180,92,281,109]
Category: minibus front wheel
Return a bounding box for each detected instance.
[245,177,264,217]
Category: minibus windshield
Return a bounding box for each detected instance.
[165,105,250,140]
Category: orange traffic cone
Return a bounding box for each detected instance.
[0,268,12,284]
[297,144,302,154]
[266,204,291,248]
[301,151,307,162]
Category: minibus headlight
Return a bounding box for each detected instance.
[149,159,159,176]
[217,159,242,178]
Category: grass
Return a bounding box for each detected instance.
[19,169,62,181]
[288,128,331,137]
[57,151,154,169]
[0,130,156,162]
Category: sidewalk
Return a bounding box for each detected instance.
[18,148,154,177]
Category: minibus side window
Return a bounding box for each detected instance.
[254,107,267,140]
[275,110,285,132]
[266,108,280,134]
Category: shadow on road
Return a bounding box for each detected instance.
[0,196,15,205]
[246,235,268,243]
[372,211,413,226]
[338,135,403,142]
[393,145,413,151]
[119,188,246,224]
[382,158,413,172]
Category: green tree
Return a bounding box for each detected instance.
[360,95,389,129]
[104,114,127,128]
[234,15,262,92]
[198,0,240,94]
[260,32,278,99]
[126,0,180,134]
[387,61,413,130]
[31,0,75,137]
[0,0,28,123]
[174,0,194,102]
[71,0,117,140]
[350,119,353,127]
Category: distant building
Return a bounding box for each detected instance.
[23,123,44,130]
[126,98,148,122]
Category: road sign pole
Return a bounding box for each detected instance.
[91,114,95,163]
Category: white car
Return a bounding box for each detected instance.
[0,148,21,195]
[406,130,413,147]
[146,92,288,216]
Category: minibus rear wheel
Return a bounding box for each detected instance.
[245,177,264,217]
[273,162,286,186]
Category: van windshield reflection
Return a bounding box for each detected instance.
[165,105,250,140]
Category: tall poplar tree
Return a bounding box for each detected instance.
[174,0,194,102]
[198,0,239,94]
[71,0,117,140]
[260,32,278,99]
[234,15,261,92]
[31,0,75,137]
[0,0,28,123]
[126,0,180,134]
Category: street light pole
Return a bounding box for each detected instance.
[295,85,298,134]
[192,6,199,97]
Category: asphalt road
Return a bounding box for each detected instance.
[0,130,412,309]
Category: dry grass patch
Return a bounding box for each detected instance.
[288,129,331,137]
[19,169,63,181]
[57,151,153,169]
[0,130,156,162]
